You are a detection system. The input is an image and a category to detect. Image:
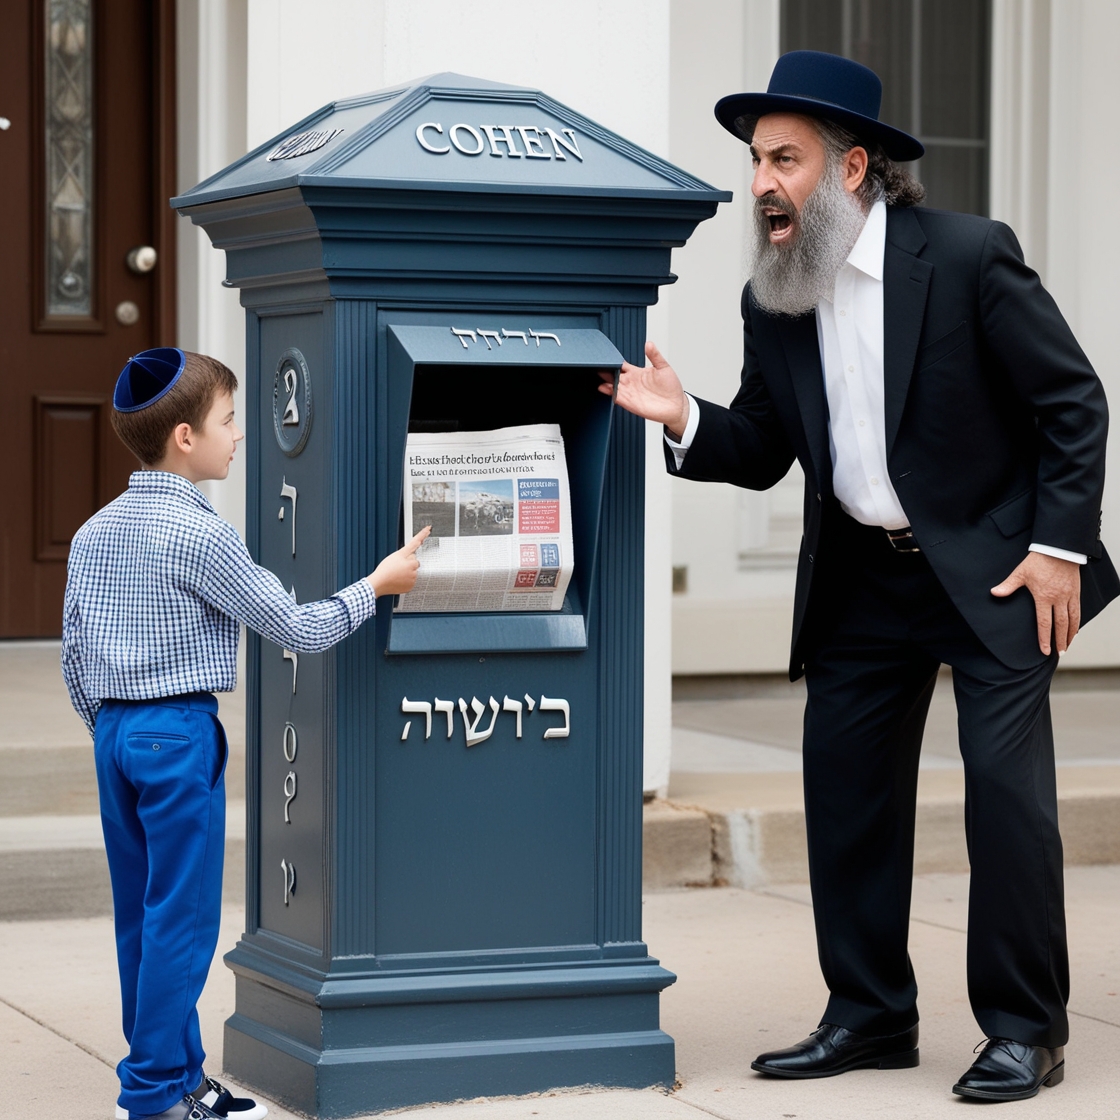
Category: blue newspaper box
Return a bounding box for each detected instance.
[173,74,728,1117]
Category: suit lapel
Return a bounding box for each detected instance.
[883,207,932,456]
[777,312,831,488]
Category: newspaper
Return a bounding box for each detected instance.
[397,423,574,612]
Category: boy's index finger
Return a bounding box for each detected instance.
[405,525,432,552]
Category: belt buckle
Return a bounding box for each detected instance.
[885,527,921,553]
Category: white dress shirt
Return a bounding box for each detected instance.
[666,198,1085,563]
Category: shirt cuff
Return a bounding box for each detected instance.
[335,577,378,630]
[663,394,699,471]
[1029,543,1088,565]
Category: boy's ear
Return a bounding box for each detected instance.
[171,421,194,454]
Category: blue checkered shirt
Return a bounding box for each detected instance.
[62,471,376,736]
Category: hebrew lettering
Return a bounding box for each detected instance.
[283,770,297,823]
[283,722,297,763]
[458,695,501,747]
[502,695,524,738]
[539,696,571,739]
[451,327,477,348]
[281,859,296,905]
[434,698,455,737]
[401,698,433,740]
[279,478,297,557]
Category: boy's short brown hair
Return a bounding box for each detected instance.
[111,351,238,466]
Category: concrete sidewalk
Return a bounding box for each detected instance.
[2,867,1118,1119]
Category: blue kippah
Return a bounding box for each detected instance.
[113,347,186,412]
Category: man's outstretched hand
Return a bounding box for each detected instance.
[991,551,1081,656]
[368,526,431,597]
[599,341,690,439]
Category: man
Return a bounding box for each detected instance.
[605,51,1118,1102]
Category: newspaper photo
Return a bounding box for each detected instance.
[396,423,575,612]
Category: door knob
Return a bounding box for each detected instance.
[126,245,157,274]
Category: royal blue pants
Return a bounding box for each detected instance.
[94,693,227,1118]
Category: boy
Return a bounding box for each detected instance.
[62,347,427,1120]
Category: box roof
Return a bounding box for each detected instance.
[172,72,732,208]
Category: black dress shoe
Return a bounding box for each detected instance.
[952,1038,1064,1101]
[751,1023,920,1079]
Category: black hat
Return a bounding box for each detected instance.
[113,347,186,412]
[714,50,924,163]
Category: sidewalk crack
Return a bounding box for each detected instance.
[0,993,114,1069]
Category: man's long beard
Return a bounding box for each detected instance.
[748,163,869,317]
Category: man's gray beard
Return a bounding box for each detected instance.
[747,164,869,318]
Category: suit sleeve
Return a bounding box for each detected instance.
[980,221,1107,558]
[665,284,797,490]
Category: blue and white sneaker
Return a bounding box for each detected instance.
[115,1077,267,1120]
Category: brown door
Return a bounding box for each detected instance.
[0,0,176,637]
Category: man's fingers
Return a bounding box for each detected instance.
[1036,601,1053,656]
[990,571,1024,597]
[1053,602,1070,654]
[404,525,431,553]
[645,340,670,369]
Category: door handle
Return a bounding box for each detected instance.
[126,245,157,274]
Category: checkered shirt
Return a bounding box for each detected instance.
[61,471,376,736]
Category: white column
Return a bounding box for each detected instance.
[177,0,249,533]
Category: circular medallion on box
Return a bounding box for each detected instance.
[273,348,313,456]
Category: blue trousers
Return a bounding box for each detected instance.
[94,694,227,1118]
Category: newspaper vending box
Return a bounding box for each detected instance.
[173,73,729,1117]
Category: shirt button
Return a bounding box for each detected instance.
[839,309,847,316]
[848,365,855,372]
[870,477,879,486]
[859,420,866,427]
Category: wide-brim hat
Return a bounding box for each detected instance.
[714,50,924,163]
[113,347,186,412]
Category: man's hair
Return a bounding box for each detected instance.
[111,351,238,466]
[813,118,925,208]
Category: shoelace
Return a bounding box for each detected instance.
[973,1037,1024,1064]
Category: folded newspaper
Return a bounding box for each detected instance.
[397,424,574,612]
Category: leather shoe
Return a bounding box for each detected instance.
[952,1038,1064,1101]
[751,1022,919,1079]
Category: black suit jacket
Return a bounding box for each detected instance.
[671,205,1120,677]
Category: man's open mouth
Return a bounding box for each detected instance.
[759,198,797,244]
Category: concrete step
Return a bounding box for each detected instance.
[0,805,246,921]
[644,764,1120,889]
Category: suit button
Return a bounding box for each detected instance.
[808,554,814,563]
[816,493,822,502]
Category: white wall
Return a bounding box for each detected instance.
[180,1,681,788]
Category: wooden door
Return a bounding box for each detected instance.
[0,0,176,637]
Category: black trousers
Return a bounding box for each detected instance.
[802,514,1068,1047]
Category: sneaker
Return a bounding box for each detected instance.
[189,1077,268,1120]
[115,1096,222,1120]
[115,1078,266,1120]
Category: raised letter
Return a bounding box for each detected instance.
[283,722,298,763]
[539,696,570,739]
[502,695,524,738]
[451,327,476,348]
[450,124,485,156]
[434,698,455,737]
[543,128,583,162]
[477,329,502,350]
[516,126,551,159]
[459,696,501,746]
[481,125,523,157]
[401,698,433,739]
[529,330,561,347]
[284,770,297,823]
[280,478,297,556]
[281,859,296,905]
[416,122,450,154]
[524,693,536,711]
[283,649,298,694]
[502,329,528,344]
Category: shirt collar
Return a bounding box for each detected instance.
[128,470,215,513]
[845,198,887,282]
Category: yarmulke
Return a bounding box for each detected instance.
[113,348,187,412]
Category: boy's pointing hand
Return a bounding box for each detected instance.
[368,525,431,597]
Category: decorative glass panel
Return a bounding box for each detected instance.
[45,0,94,317]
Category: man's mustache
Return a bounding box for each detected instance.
[756,193,798,221]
